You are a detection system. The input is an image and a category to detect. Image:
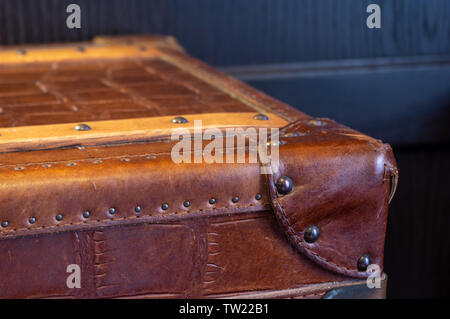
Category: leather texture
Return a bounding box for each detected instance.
[0,36,397,298]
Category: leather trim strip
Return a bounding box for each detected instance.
[0,112,288,153]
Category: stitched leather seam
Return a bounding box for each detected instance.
[295,292,326,298]
[0,147,260,169]
[272,197,357,273]
[0,202,269,234]
[0,153,161,169]
[267,171,365,278]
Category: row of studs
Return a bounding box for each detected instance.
[274,175,372,272]
[14,44,149,56]
[0,194,263,229]
[11,156,156,171]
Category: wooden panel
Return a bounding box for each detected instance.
[1,0,449,65]
[229,57,450,146]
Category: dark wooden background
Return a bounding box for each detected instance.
[1,0,449,298]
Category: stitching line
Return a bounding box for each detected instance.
[0,202,269,234]
[269,173,359,274]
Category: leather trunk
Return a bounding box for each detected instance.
[0,36,398,299]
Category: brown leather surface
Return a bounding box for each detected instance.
[0,212,345,298]
[0,36,396,298]
[268,119,397,278]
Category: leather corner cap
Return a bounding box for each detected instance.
[267,119,398,278]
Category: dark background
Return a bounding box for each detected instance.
[1,0,449,298]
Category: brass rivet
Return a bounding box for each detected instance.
[283,132,301,137]
[172,116,188,124]
[253,113,269,121]
[74,123,91,131]
[308,119,324,126]
[266,139,285,146]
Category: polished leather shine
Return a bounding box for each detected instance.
[0,36,397,299]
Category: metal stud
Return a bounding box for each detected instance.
[135,206,142,213]
[357,254,372,271]
[183,200,191,208]
[209,198,216,205]
[172,116,188,124]
[83,211,91,218]
[275,176,294,195]
[308,119,324,126]
[161,203,169,210]
[304,225,320,243]
[74,123,91,131]
[29,217,36,224]
[283,132,301,137]
[266,139,285,147]
[108,207,116,215]
[55,214,63,221]
[255,193,262,200]
[253,113,269,121]
[232,196,239,203]
[1,221,8,228]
